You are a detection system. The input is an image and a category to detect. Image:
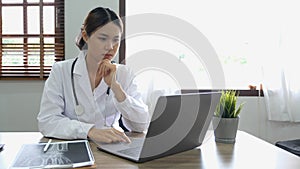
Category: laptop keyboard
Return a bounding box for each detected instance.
[117,146,141,157]
[98,137,144,158]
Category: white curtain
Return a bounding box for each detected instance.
[262,0,300,122]
[263,65,300,122]
[262,2,300,122]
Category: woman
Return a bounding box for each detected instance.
[37,7,149,143]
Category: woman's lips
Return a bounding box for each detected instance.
[104,54,112,60]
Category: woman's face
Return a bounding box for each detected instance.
[84,22,121,63]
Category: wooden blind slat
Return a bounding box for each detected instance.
[0,0,65,80]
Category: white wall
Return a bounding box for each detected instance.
[0,0,119,132]
[238,97,300,144]
[0,81,44,131]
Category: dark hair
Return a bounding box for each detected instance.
[76,7,123,50]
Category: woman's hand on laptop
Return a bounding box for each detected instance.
[88,127,131,143]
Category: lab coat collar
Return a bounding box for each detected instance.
[73,50,87,76]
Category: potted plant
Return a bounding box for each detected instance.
[212,90,245,143]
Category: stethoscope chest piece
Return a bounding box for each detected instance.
[75,105,84,116]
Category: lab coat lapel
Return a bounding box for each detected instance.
[73,52,94,100]
[73,52,107,101]
[94,80,109,99]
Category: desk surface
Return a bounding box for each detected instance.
[1,131,299,169]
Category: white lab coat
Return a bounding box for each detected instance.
[37,51,149,140]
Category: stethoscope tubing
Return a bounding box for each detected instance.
[71,57,79,106]
[71,58,115,126]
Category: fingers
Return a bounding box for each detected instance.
[97,60,116,86]
[104,128,130,143]
[98,60,116,77]
[112,128,131,143]
[103,130,124,143]
[89,128,130,144]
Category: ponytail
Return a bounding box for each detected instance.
[75,26,87,50]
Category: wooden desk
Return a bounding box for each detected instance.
[1,131,299,169]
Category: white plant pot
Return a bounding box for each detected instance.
[212,116,239,144]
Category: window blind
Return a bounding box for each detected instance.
[0,0,64,80]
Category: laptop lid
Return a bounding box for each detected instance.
[138,92,221,162]
[98,92,221,163]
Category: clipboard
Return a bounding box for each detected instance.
[10,140,94,168]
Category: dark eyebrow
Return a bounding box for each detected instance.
[98,33,120,39]
[98,33,109,37]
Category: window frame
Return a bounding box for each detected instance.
[0,0,64,80]
[119,0,125,64]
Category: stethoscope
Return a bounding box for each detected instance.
[71,57,116,127]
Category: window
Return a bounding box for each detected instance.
[123,0,295,90]
[0,0,64,80]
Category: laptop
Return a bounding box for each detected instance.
[97,92,221,163]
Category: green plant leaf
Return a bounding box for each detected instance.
[214,90,245,118]
[234,102,245,117]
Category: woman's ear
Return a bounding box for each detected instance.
[82,30,88,42]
